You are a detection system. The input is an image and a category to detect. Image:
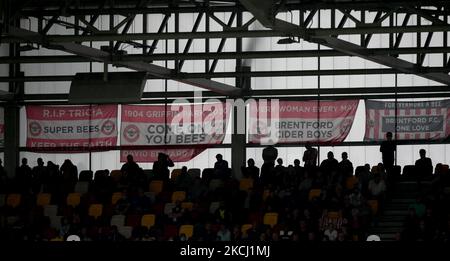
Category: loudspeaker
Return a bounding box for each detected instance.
[69,72,147,104]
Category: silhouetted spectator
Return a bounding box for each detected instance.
[338,152,354,179]
[242,158,259,181]
[16,158,32,192]
[380,132,396,175]
[261,145,278,186]
[320,151,339,179]
[214,154,229,180]
[60,159,78,187]
[303,143,318,169]
[122,154,143,183]
[368,174,386,199]
[175,166,193,191]
[415,149,433,180]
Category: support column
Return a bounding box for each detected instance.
[231,67,250,180]
[4,103,19,178]
[5,18,21,178]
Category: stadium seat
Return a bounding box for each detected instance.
[126,214,142,228]
[163,224,178,240]
[110,215,126,228]
[308,189,321,201]
[442,164,449,173]
[118,226,133,239]
[74,181,89,194]
[355,166,365,175]
[171,169,182,180]
[368,200,378,215]
[202,168,215,181]
[88,204,103,219]
[209,179,223,191]
[327,211,341,219]
[171,191,186,202]
[345,176,358,190]
[36,193,51,207]
[67,193,81,207]
[239,178,254,192]
[143,169,154,181]
[403,165,416,177]
[241,224,253,234]
[79,170,93,181]
[43,205,58,217]
[149,180,163,195]
[263,212,278,228]
[141,214,156,229]
[181,202,193,211]
[50,216,63,231]
[111,192,123,205]
[179,225,194,239]
[110,170,122,182]
[6,193,21,208]
[188,168,201,179]
[262,189,270,201]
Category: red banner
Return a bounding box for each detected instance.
[26,105,118,150]
[248,100,359,144]
[365,99,450,141]
[120,103,230,162]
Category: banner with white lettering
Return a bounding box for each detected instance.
[0,107,3,147]
[120,103,230,162]
[365,99,450,141]
[248,100,359,144]
[26,105,118,149]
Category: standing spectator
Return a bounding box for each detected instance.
[303,143,318,169]
[16,158,32,192]
[217,224,231,241]
[214,154,229,180]
[380,132,396,176]
[338,152,354,179]
[415,149,433,181]
[152,153,174,181]
[261,145,278,186]
[320,151,339,180]
[122,154,143,183]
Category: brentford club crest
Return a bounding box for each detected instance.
[29,121,42,136]
[123,124,140,143]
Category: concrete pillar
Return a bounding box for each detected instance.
[231,66,250,180]
[4,103,20,178]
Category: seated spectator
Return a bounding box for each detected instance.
[217,224,231,241]
[242,158,259,181]
[115,192,131,215]
[214,154,229,179]
[323,223,338,241]
[175,166,193,191]
[368,174,386,199]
